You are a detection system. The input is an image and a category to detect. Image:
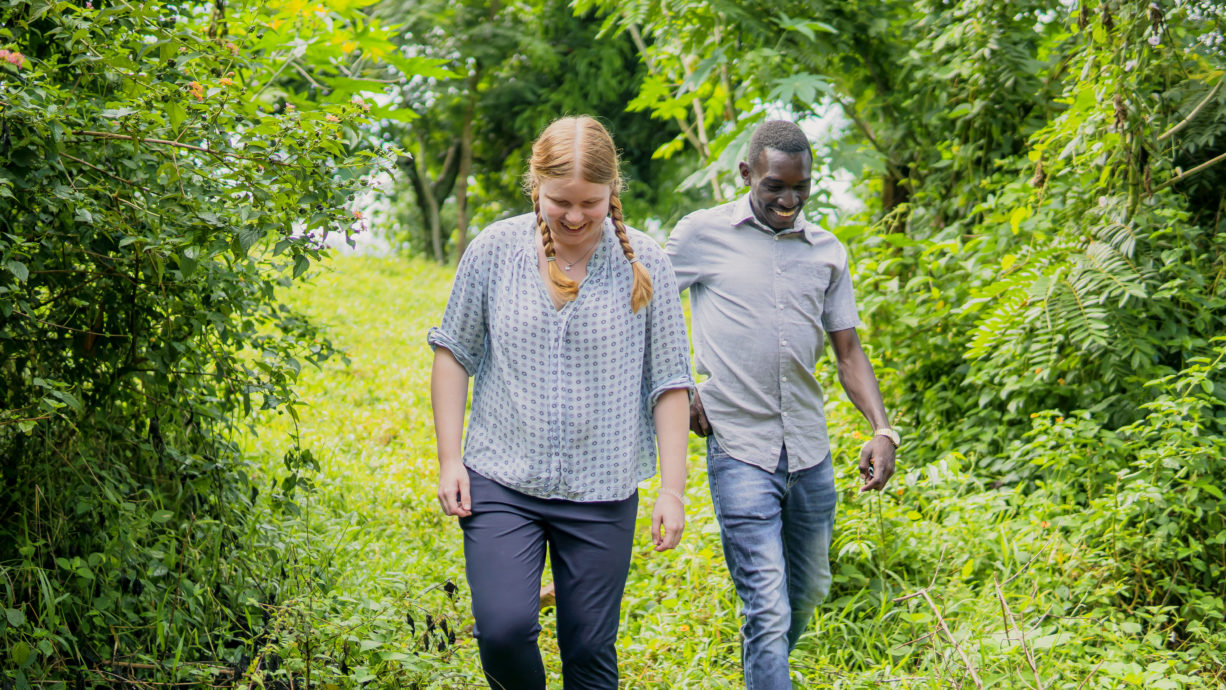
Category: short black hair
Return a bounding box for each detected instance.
[746,120,811,171]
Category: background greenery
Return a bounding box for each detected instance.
[2,0,1224,687]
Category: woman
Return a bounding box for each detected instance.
[427,116,692,689]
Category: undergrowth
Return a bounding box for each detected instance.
[230,255,1225,689]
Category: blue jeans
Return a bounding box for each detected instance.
[707,436,838,690]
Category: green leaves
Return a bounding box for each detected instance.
[767,73,832,108]
[0,0,389,683]
[3,260,28,282]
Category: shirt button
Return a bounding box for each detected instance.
[775,268,781,274]
[782,376,788,383]
[782,411,789,417]
[781,340,788,346]
[777,303,784,309]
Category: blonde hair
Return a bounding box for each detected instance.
[527,116,652,313]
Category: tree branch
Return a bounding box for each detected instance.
[1156,149,1226,191]
[1158,75,1224,142]
[71,131,289,166]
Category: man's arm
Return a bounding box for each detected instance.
[828,328,896,492]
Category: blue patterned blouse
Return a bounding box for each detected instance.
[427,213,693,502]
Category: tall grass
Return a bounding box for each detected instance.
[239,255,1223,689]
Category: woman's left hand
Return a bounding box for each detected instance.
[651,496,685,551]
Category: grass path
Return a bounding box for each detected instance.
[243,256,787,687]
[238,254,1149,689]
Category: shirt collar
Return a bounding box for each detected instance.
[730,193,821,245]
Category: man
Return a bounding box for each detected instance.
[665,120,898,689]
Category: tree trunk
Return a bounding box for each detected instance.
[455,76,478,261]
[415,134,445,263]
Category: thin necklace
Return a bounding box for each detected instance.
[552,230,603,272]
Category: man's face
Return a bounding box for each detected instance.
[739,148,812,231]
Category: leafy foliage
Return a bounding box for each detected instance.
[375,0,702,262]
[0,0,413,684]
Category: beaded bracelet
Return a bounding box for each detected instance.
[658,487,688,506]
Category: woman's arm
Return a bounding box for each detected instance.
[431,346,472,517]
[651,387,690,551]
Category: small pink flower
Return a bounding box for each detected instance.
[86,0,93,7]
[1147,34,1161,46]
[0,49,26,68]
[325,114,340,123]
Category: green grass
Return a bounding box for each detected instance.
[238,254,1223,689]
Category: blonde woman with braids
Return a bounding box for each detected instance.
[428,116,693,689]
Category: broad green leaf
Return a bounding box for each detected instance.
[4,260,28,282]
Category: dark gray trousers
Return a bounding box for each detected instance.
[460,472,638,690]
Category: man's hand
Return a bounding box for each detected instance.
[689,390,711,437]
[437,458,472,517]
[858,436,896,492]
[651,495,685,551]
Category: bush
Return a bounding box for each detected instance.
[0,0,398,684]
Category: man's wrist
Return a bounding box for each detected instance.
[873,427,900,448]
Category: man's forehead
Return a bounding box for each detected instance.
[751,147,812,174]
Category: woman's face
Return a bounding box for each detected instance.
[537,176,611,249]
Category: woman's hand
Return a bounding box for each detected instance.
[651,493,685,551]
[437,458,472,517]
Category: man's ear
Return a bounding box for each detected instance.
[738,160,751,185]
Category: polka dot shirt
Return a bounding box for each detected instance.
[428,213,693,502]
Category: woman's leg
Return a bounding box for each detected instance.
[544,491,639,690]
[461,473,549,690]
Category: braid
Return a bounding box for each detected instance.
[610,191,653,313]
[533,187,579,302]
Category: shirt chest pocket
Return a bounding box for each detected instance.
[781,258,833,321]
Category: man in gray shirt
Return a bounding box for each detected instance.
[665,120,897,689]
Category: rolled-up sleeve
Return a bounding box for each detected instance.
[821,245,862,333]
[641,249,694,406]
[427,239,491,376]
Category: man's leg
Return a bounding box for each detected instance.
[545,491,638,690]
[707,436,792,690]
[781,454,838,650]
[460,472,549,690]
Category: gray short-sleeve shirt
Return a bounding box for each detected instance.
[428,213,693,501]
[665,194,862,472]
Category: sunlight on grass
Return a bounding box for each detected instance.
[238,254,1215,689]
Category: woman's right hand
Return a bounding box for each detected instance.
[437,458,472,517]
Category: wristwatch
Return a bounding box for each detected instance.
[873,427,901,448]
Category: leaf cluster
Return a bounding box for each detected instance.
[0,0,409,684]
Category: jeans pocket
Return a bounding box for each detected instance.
[708,457,779,520]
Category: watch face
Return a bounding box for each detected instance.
[876,429,900,447]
